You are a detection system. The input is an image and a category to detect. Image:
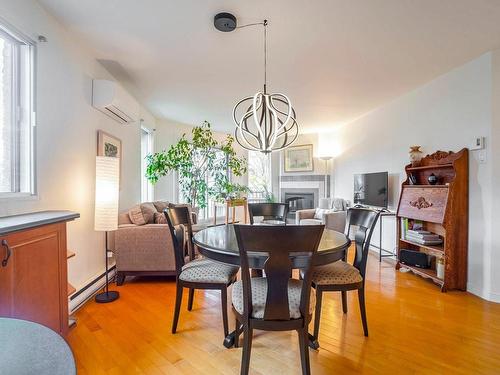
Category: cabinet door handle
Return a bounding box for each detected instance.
[1,240,12,267]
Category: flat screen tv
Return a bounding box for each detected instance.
[353,172,388,208]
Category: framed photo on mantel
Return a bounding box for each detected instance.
[284,144,314,173]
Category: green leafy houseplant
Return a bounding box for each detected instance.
[146,121,247,209]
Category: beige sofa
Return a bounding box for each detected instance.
[110,201,199,285]
[295,198,348,232]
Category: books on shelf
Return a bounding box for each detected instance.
[405,236,443,246]
[400,218,423,239]
[400,220,443,245]
[407,229,430,236]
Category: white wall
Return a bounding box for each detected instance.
[490,50,500,302]
[0,0,156,291]
[334,53,496,301]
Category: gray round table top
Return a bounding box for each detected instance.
[193,224,351,269]
[0,318,76,375]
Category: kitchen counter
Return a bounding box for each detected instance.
[0,211,80,236]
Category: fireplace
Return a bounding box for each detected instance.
[283,192,315,221]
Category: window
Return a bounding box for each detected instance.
[141,126,154,202]
[0,21,35,197]
[248,151,272,202]
[202,148,227,220]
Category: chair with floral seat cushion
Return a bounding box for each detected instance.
[232,224,324,375]
[165,207,239,340]
[302,208,380,348]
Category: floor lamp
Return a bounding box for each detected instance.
[320,156,333,198]
[94,156,120,303]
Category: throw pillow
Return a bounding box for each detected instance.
[152,200,169,213]
[153,212,167,224]
[314,208,334,220]
[140,202,157,224]
[129,205,147,225]
[332,198,345,211]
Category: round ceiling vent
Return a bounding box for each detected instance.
[214,12,237,32]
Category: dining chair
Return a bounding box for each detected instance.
[232,224,325,375]
[304,207,380,348]
[165,207,239,339]
[248,202,288,224]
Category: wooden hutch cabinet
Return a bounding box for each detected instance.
[0,211,79,336]
[396,149,468,291]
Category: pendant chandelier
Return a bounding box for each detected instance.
[215,13,299,153]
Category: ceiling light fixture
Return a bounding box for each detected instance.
[214,13,299,153]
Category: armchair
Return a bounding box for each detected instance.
[295,198,348,232]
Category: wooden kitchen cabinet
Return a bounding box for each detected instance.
[0,211,79,336]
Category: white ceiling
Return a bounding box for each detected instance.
[39,0,500,133]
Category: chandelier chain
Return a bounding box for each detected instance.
[235,20,268,91]
[264,20,267,90]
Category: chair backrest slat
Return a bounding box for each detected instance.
[233,224,324,321]
[248,203,288,224]
[164,207,190,275]
[344,208,380,278]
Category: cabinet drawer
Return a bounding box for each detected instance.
[397,187,448,223]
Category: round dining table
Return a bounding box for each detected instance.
[193,224,351,348]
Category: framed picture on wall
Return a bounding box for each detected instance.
[284,144,314,172]
[97,130,122,159]
[97,130,122,187]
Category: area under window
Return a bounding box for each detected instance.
[248,151,272,202]
[0,21,35,197]
[202,148,227,220]
[141,126,154,202]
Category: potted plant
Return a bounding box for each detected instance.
[145,121,247,209]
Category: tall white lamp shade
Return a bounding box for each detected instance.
[320,156,333,199]
[94,156,120,231]
[94,156,120,303]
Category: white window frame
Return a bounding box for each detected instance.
[141,125,154,202]
[247,150,272,202]
[0,18,36,199]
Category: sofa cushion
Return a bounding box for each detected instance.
[153,212,167,224]
[128,205,147,225]
[140,203,157,224]
[332,198,346,211]
[314,208,335,220]
[300,218,323,225]
[232,277,315,319]
[152,201,170,213]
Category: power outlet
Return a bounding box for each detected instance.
[478,151,487,164]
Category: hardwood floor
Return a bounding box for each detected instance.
[68,250,500,374]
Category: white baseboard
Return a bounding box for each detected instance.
[488,291,500,303]
[69,267,116,314]
[467,283,500,303]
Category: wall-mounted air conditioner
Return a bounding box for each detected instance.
[92,79,139,124]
